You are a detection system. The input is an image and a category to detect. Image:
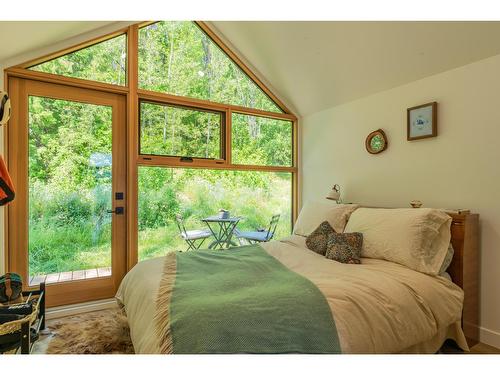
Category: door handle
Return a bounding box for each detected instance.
[107,207,124,215]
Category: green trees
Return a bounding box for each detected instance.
[140,102,222,159]
[28,97,113,275]
[27,22,293,274]
[138,22,281,113]
[31,35,127,85]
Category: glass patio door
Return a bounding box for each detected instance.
[7,78,127,307]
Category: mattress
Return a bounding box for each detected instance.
[116,235,467,353]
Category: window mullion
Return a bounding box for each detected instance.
[225,108,232,165]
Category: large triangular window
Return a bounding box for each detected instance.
[29,34,127,86]
[138,22,283,113]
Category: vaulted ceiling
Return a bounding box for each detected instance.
[0,22,115,63]
[3,21,500,117]
[211,21,500,116]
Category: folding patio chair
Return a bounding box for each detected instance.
[175,214,212,251]
[235,214,280,245]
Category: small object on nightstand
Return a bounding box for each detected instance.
[410,200,422,208]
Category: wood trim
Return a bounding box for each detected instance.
[138,98,227,162]
[6,77,26,275]
[6,78,128,307]
[5,67,129,95]
[137,21,156,29]
[126,25,139,271]
[195,21,293,115]
[448,213,480,347]
[226,108,232,165]
[228,105,296,121]
[111,91,128,297]
[14,27,129,69]
[137,155,297,173]
[292,119,299,223]
[43,277,117,307]
[3,70,11,272]
[137,88,296,121]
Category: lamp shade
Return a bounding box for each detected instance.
[326,184,341,202]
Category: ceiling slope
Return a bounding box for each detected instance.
[3,21,500,117]
[211,21,500,116]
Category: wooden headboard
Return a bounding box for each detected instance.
[448,213,480,347]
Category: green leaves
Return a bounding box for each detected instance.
[30,34,127,86]
[26,22,294,274]
[138,22,282,113]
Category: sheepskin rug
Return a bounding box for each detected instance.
[45,307,134,354]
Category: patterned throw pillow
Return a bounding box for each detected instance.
[325,232,363,264]
[305,221,336,255]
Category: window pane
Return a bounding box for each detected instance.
[28,96,113,281]
[138,167,292,261]
[138,21,282,113]
[30,34,127,86]
[140,101,223,159]
[232,113,292,167]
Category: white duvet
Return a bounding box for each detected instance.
[116,235,467,353]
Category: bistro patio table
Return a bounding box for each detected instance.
[201,215,241,249]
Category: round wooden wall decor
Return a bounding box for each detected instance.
[365,129,388,154]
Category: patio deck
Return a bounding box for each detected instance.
[29,267,111,286]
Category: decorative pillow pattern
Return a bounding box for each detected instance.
[325,232,363,264]
[305,221,336,255]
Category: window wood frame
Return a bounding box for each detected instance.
[138,99,227,163]
[5,78,128,307]
[230,111,294,168]
[3,21,299,297]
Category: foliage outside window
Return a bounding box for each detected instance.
[28,96,113,275]
[140,101,223,159]
[138,21,282,113]
[30,34,127,86]
[138,167,292,261]
[21,21,296,274]
[232,113,292,167]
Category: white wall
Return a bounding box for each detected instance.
[302,53,500,348]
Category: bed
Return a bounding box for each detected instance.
[116,206,478,354]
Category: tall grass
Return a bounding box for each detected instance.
[28,168,293,275]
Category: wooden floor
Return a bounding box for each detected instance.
[441,339,500,354]
[29,267,111,286]
[33,310,500,354]
[470,342,500,354]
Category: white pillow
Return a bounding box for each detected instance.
[439,244,454,276]
[344,208,452,275]
[293,201,359,236]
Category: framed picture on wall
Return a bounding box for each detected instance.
[407,102,437,141]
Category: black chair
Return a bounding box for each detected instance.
[175,214,212,251]
[235,214,280,245]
